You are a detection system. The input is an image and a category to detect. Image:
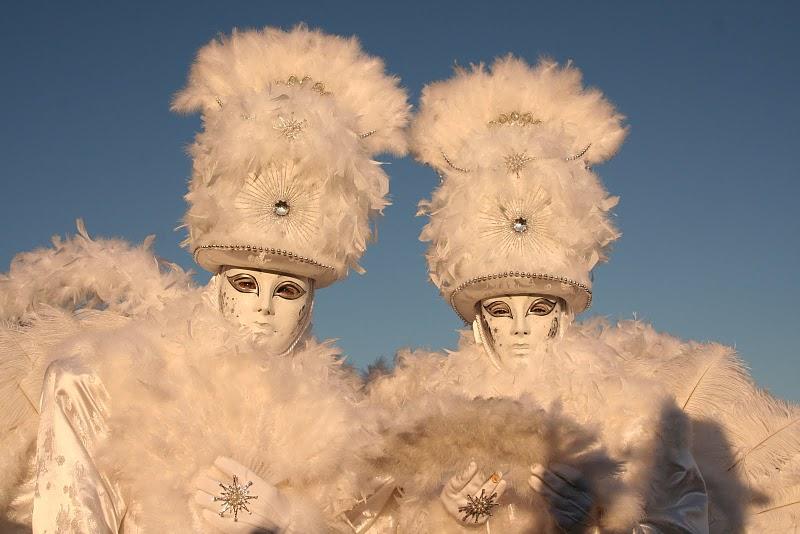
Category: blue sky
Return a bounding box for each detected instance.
[1,1,798,400]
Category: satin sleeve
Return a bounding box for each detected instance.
[32,358,126,534]
[634,444,709,534]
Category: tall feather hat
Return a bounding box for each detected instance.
[412,56,626,322]
[174,25,409,287]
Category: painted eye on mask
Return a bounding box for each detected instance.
[528,298,557,316]
[227,273,259,294]
[483,301,512,318]
[274,281,306,300]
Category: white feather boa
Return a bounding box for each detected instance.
[58,292,379,533]
[0,221,191,324]
[594,318,800,533]
[367,329,690,532]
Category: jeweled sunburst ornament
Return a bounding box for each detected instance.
[273,115,308,140]
[458,489,499,523]
[214,475,258,522]
[480,187,555,255]
[504,151,534,178]
[235,161,320,243]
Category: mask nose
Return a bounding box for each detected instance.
[255,294,274,315]
[512,315,529,336]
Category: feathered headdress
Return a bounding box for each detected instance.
[174,25,410,287]
[411,56,626,322]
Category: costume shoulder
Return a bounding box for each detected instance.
[589,318,800,531]
[0,225,193,520]
[366,330,499,409]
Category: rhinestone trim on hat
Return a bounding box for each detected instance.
[487,111,542,127]
[448,271,592,324]
[194,244,336,272]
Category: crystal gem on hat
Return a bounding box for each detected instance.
[273,200,290,217]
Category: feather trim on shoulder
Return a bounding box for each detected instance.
[75,295,377,532]
[0,220,192,323]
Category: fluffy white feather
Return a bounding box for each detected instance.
[173,24,409,157]
[367,328,688,532]
[411,56,627,169]
[47,291,378,533]
[0,226,189,522]
[411,57,624,318]
[370,393,622,533]
[596,318,800,533]
[0,220,191,323]
[174,25,410,282]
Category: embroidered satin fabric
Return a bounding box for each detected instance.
[32,359,135,534]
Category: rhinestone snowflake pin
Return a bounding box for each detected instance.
[214,475,258,522]
[458,488,499,523]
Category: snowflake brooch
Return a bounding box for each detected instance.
[458,488,499,523]
[214,475,258,522]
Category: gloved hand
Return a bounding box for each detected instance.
[440,461,508,525]
[529,463,594,534]
[194,456,292,533]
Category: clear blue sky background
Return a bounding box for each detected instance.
[1,1,797,400]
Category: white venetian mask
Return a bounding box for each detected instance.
[474,294,567,372]
[218,266,313,354]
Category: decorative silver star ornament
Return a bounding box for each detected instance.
[458,488,499,523]
[504,151,534,178]
[273,115,308,140]
[214,475,258,522]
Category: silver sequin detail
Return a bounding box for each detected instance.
[487,111,542,127]
[512,218,528,233]
[194,244,336,272]
[441,150,471,173]
[564,143,592,161]
[276,75,331,95]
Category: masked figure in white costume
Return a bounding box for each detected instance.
[0,25,409,533]
[364,57,710,533]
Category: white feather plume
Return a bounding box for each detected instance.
[173,24,409,157]
[174,26,411,280]
[411,56,627,171]
[0,220,191,323]
[595,318,800,533]
[411,57,623,307]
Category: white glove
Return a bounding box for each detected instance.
[194,456,292,533]
[440,461,508,525]
[529,463,594,534]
